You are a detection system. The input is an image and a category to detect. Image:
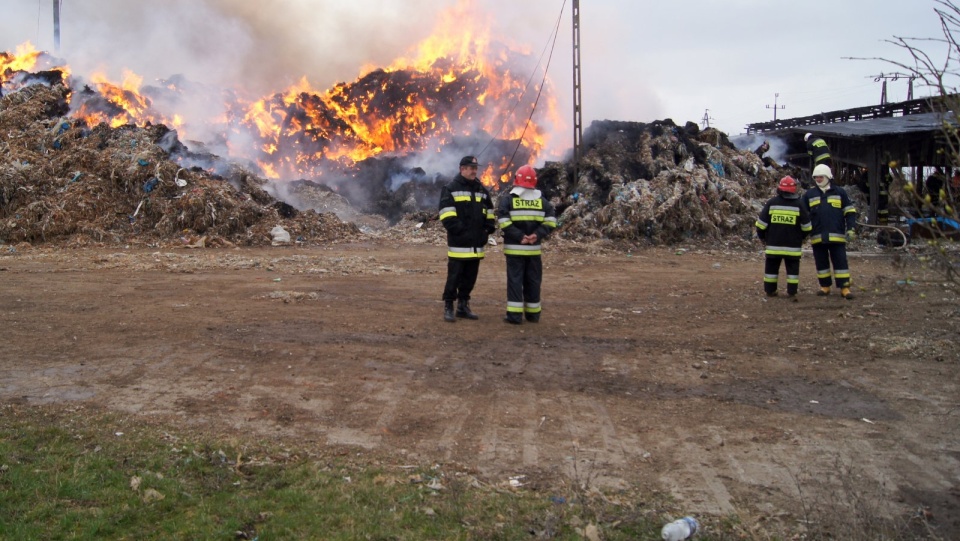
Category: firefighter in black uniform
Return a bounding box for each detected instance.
[438,156,497,322]
[801,164,858,300]
[755,176,812,298]
[804,133,831,170]
[497,165,557,324]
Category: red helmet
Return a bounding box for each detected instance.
[514,165,538,189]
[777,176,798,194]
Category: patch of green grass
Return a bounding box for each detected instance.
[0,404,668,540]
[1,403,931,540]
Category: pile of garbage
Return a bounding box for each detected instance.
[549,120,789,245]
[0,82,359,247]
[2,79,805,249]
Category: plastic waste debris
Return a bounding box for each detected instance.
[270,225,291,245]
[661,516,698,541]
[143,178,159,193]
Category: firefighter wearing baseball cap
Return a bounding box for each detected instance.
[438,155,497,322]
[801,164,858,300]
[756,176,812,297]
[497,165,557,324]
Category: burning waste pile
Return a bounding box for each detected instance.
[0,79,358,247]
[1,37,787,249]
[0,28,551,246]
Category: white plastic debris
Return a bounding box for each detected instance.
[270,225,291,245]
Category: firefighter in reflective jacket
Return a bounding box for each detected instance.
[755,176,812,298]
[438,155,497,322]
[497,165,557,324]
[800,163,858,300]
[804,133,831,169]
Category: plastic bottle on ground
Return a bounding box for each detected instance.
[661,516,699,541]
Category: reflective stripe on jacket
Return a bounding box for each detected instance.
[439,174,496,259]
[755,195,812,257]
[800,185,857,244]
[806,137,831,164]
[497,192,557,256]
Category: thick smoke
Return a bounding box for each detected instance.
[2,0,668,215]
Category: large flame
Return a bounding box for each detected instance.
[2,2,561,189]
[0,42,42,74]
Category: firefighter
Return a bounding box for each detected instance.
[804,133,831,170]
[438,155,497,322]
[755,176,812,298]
[800,164,858,300]
[497,165,557,324]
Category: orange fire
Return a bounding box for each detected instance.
[0,42,42,75]
[3,1,561,189]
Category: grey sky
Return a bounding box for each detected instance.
[0,0,948,156]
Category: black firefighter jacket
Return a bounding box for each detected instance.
[497,191,557,256]
[438,174,496,259]
[755,194,812,257]
[800,185,857,245]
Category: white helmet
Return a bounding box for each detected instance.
[804,133,813,142]
[812,163,833,179]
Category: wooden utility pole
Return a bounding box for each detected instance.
[571,0,582,186]
[53,0,61,53]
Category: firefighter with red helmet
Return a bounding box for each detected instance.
[497,165,557,324]
[755,176,812,298]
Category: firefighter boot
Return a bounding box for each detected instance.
[817,286,831,296]
[443,300,456,322]
[456,299,479,320]
[841,287,855,300]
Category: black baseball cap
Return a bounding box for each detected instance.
[459,156,479,167]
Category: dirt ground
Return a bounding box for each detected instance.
[1,236,958,535]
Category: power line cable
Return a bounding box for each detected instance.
[494,0,566,184]
[477,10,559,159]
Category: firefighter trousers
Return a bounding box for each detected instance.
[442,258,481,302]
[505,255,542,323]
[764,255,800,295]
[812,243,851,288]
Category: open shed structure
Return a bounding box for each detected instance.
[746,95,956,224]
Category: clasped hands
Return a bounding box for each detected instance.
[520,233,538,245]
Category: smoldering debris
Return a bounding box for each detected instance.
[1,80,818,249]
[0,82,359,247]
[551,120,798,245]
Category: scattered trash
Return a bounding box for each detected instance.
[143,177,159,193]
[862,418,875,424]
[270,225,291,245]
[174,168,188,187]
[661,516,699,541]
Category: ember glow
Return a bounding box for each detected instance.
[1,3,560,188]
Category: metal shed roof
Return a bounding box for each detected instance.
[804,111,955,139]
